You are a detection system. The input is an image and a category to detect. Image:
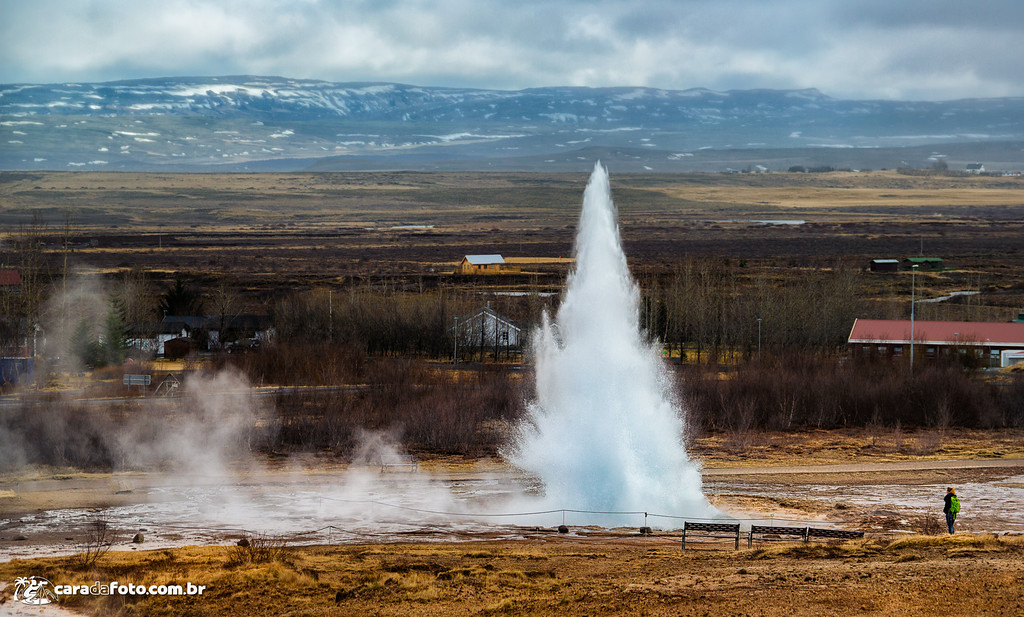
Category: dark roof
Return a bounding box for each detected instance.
[223,314,272,330]
[161,314,272,331]
[130,321,189,336]
[162,315,214,329]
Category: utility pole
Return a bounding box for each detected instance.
[910,264,918,370]
[453,316,459,364]
[757,317,762,358]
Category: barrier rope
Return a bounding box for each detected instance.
[75,495,836,543]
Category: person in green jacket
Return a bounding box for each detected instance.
[943,487,960,534]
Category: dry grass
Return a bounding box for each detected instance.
[503,257,576,264]
[659,184,1024,211]
[692,427,1024,467]
[1,535,1022,616]
[5,171,1024,358]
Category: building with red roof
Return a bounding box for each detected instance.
[848,318,1024,368]
[0,269,22,291]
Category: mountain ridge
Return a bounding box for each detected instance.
[3,76,1023,172]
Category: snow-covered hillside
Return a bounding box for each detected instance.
[2,76,1023,171]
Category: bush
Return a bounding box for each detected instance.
[679,352,1022,433]
[228,533,288,564]
[267,362,525,456]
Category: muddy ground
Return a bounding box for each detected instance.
[1,460,1022,563]
[2,429,1023,558]
[2,430,1024,615]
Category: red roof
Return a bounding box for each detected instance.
[849,319,1024,346]
[0,270,22,286]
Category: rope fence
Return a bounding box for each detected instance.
[79,494,853,546]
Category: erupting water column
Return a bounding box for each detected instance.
[510,163,717,525]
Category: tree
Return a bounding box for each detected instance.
[70,319,100,369]
[99,304,128,366]
[209,285,239,349]
[114,269,153,325]
[158,277,203,317]
[68,301,128,369]
[1,216,51,357]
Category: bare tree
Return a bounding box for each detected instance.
[209,285,240,350]
[70,518,117,569]
[1,216,51,359]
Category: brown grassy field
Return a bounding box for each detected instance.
[3,169,1023,300]
[692,427,1024,467]
[2,535,1022,616]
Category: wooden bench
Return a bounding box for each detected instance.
[682,521,741,550]
[748,525,809,547]
[379,455,418,472]
[806,527,864,542]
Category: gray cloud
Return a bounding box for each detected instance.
[1,0,1022,100]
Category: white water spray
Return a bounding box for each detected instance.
[509,163,716,524]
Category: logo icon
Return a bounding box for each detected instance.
[14,576,58,605]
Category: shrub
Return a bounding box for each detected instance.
[678,352,1022,434]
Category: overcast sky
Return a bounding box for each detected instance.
[2,0,1022,101]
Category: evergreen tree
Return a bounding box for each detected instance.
[158,277,203,317]
[70,319,100,369]
[99,304,128,366]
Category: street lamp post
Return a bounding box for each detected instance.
[910,264,918,370]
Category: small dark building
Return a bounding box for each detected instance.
[869,259,899,273]
[902,257,944,271]
[163,337,195,360]
[0,269,22,293]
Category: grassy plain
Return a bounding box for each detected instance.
[2,170,1023,300]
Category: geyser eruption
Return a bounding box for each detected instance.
[510,163,716,523]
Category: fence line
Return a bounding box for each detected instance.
[318,494,819,525]
[102,495,838,543]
